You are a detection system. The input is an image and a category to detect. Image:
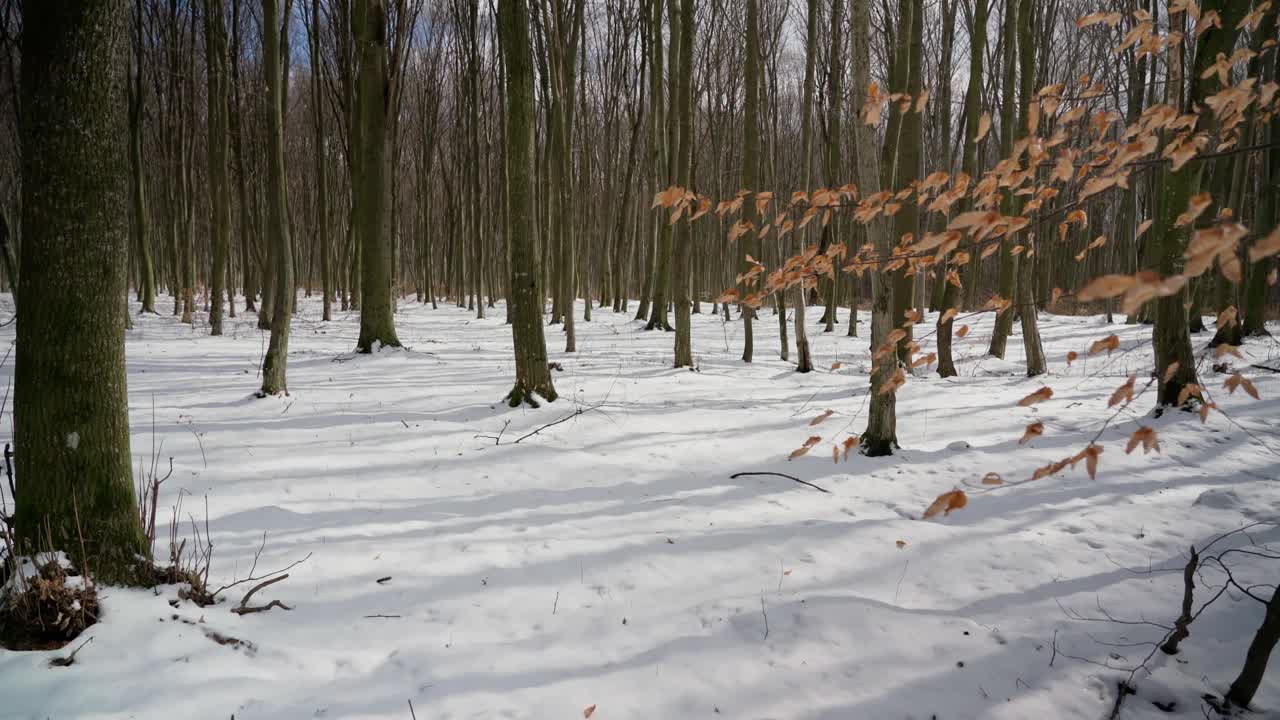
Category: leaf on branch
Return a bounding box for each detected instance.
[1088,334,1121,356]
[1018,387,1054,407]
[1175,192,1213,228]
[956,325,970,338]
[1077,274,1136,302]
[1162,362,1181,383]
[1249,226,1280,262]
[923,489,968,519]
[1177,383,1204,406]
[788,436,823,460]
[1019,422,1045,445]
[1066,350,1079,366]
[1224,373,1260,400]
[842,435,859,461]
[879,368,907,396]
[1125,427,1161,455]
[976,112,992,143]
[810,409,835,426]
[981,472,1003,485]
[1108,375,1137,407]
[1077,10,1123,28]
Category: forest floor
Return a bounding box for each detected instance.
[2,293,1279,720]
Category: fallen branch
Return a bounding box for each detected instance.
[231,573,293,615]
[731,471,831,493]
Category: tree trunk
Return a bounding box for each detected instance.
[852,0,894,455]
[354,0,401,352]
[205,0,230,335]
[260,0,294,395]
[1225,584,1280,710]
[938,0,987,378]
[1152,0,1244,408]
[15,0,147,585]
[740,0,760,362]
[500,0,558,407]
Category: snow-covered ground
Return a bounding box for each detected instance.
[2,293,1278,720]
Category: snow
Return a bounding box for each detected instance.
[1,293,1278,720]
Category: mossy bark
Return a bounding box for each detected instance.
[15,0,147,586]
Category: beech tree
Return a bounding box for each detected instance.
[14,0,146,584]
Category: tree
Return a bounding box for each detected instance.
[260,0,295,395]
[1012,0,1044,376]
[937,0,987,378]
[852,0,895,456]
[307,0,333,322]
[500,0,558,407]
[15,0,147,584]
[205,0,231,335]
[739,0,760,362]
[671,0,695,368]
[354,0,403,352]
[1150,0,1245,408]
[1225,584,1280,710]
[130,0,157,315]
[986,0,1018,359]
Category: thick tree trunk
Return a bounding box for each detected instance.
[1152,0,1244,408]
[354,0,401,352]
[15,0,147,585]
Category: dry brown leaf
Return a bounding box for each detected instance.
[1019,422,1045,445]
[981,472,1003,485]
[1018,387,1054,407]
[1108,376,1137,408]
[923,489,968,519]
[584,705,597,719]
[810,409,835,426]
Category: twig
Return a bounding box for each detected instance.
[1050,629,1058,667]
[760,596,769,641]
[552,591,559,615]
[363,614,402,619]
[731,471,830,493]
[408,699,417,720]
[514,405,600,444]
[49,636,93,667]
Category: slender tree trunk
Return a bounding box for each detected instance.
[130,0,156,315]
[986,0,1018,358]
[740,0,760,362]
[500,0,558,406]
[260,0,294,395]
[1225,584,1280,710]
[672,0,695,368]
[852,0,894,455]
[938,0,987,378]
[205,0,230,335]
